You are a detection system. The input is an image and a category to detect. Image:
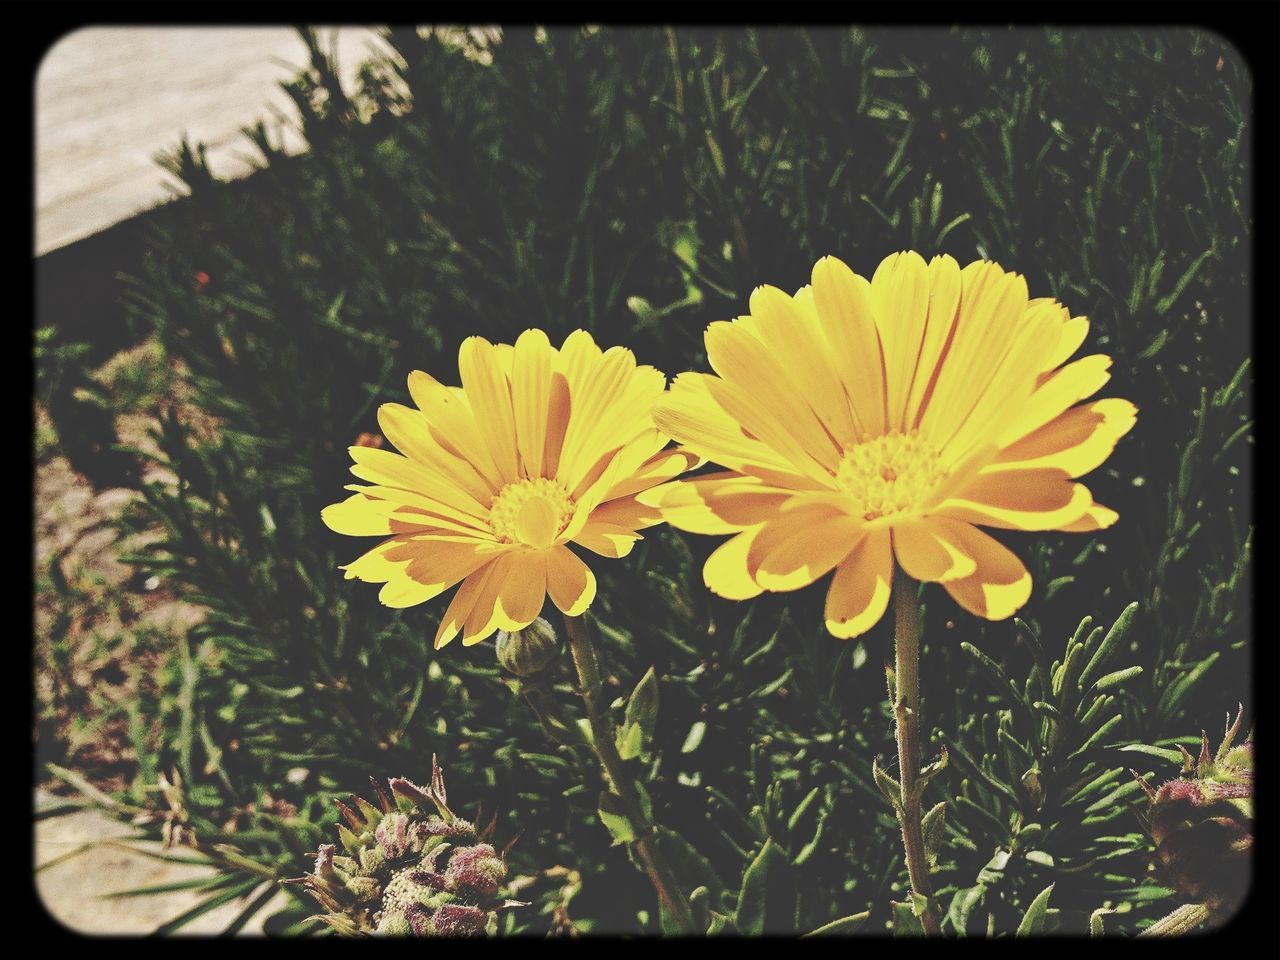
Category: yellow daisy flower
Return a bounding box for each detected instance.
[643,252,1136,638]
[322,329,695,648]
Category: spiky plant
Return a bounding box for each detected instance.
[1133,706,1253,928]
[296,757,520,936]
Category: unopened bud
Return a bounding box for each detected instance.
[496,617,561,676]
[444,843,505,898]
[430,903,488,937]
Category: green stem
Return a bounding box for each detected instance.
[563,613,697,934]
[1136,902,1211,937]
[892,568,943,936]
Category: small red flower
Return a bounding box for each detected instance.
[194,271,212,294]
[354,432,384,449]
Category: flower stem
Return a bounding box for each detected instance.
[892,568,943,936]
[563,613,697,934]
[1136,902,1211,937]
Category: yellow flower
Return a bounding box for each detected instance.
[643,253,1136,638]
[322,329,696,648]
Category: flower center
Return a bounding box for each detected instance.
[835,431,949,522]
[489,478,575,548]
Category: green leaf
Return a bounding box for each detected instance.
[947,885,985,936]
[1158,652,1220,718]
[921,801,947,868]
[1116,743,1183,764]
[597,792,635,845]
[681,721,707,754]
[872,756,903,810]
[1093,665,1143,691]
[1015,883,1055,936]
[891,899,926,937]
[1154,246,1214,315]
[1078,602,1138,689]
[735,838,789,936]
[1090,907,1114,937]
[151,878,262,936]
[803,910,871,937]
[656,827,723,901]
[615,721,645,760]
[624,666,660,740]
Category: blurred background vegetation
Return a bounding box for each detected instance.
[35,26,1251,935]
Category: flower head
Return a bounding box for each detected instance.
[323,329,694,648]
[644,253,1135,637]
[297,761,523,937]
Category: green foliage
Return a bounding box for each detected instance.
[46,26,1252,934]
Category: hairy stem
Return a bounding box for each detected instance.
[892,568,943,936]
[563,613,697,934]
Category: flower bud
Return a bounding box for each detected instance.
[496,617,561,676]
[295,761,520,936]
[1135,707,1253,921]
[430,903,488,937]
[444,843,506,898]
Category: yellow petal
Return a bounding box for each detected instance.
[434,561,498,649]
[935,468,1091,531]
[638,473,791,535]
[322,494,400,537]
[748,504,863,592]
[1060,500,1119,532]
[704,318,840,476]
[556,334,664,490]
[996,354,1114,447]
[377,402,494,509]
[574,520,643,558]
[904,255,963,430]
[346,447,491,531]
[747,284,856,447]
[870,251,933,431]
[1041,313,1090,372]
[918,261,1029,449]
[703,526,766,600]
[458,337,519,484]
[810,255,888,438]
[462,552,512,645]
[406,369,506,487]
[652,373,821,490]
[824,528,892,639]
[993,398,1137,477]
[939,525,1032,620]
[545,545,597,615]
[603,448,700,502]
[511,329,555,478]
[891,518,979,583]
[495,550,548,629]
[340,484,495,539]
[542,371,572,478]
[587,495,662,532]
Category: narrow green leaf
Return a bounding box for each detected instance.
[1015,884,1055,936]
[1090,907,1114,937]
[150,878,262,936]
[736,838,787,936]
[803,910,871,937]
[1078,603,1139,689]
[1093,665,1143,692]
